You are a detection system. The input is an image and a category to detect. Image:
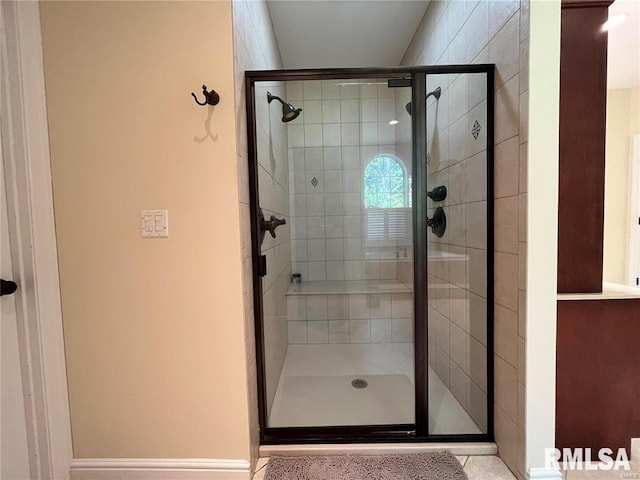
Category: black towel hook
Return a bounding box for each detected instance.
[191,85,220,106]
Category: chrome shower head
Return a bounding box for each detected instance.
[405,86,442,116]
[267,92,302,122]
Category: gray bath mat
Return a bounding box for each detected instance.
[264,452,467,480]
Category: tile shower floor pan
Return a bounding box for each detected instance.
[268,343,481,434]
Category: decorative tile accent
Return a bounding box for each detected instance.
[472,120,481,140]
[311,176,319,188]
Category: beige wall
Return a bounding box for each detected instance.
[401,0,529,477]
[604,87,640,285]
[40,0,252,460]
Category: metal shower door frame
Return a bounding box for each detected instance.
[245,65,495,445]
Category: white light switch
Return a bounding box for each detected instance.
[141,210,168,237]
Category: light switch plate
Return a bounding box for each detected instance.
[141,210,168,238]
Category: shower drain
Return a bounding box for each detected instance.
[351,378,368,389]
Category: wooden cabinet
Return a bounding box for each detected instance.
[557,0,613,293]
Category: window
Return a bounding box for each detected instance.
[363,155,411,243]
[363,155,409,209]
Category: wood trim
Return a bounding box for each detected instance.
[70,459,251,480]
[0,2,73,478]
[561,0,613,9]
[557,3,610,293]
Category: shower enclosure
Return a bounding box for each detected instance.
[246,65,494,443]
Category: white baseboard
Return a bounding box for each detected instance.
[70,458,252,480]
[528,467,563,480]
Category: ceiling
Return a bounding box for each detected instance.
[607,0,640,89]
[266,0,431,69]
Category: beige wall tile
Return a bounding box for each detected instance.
[467,201,488,250]
[350,319,371,343]
[450,285,470,332]
[449,360,470,409]
[519,90,528,144]
[518,290,526,339]
[465,0,489,62]
[518,194,526,243]
[519,41,529,94]
[470,337,488,391]
[489,10,521,89]
[329,320,349,344]
[447,0,467,43]
[517,426,526,478]
[449,246,468,288]
[495,196,519,254]
[495,405,518,473]
[436,345,451,387]
[495,304,518,366]
[465,152,488,203]
[489,0,520,40]
[517,336,525,385]
[468,247,488,298]
[518,141,527,193]
[495,252,518,310]
[448,160,467,206]
[517,381,525,428]
[495,355,518,421]
[518,242,526,291]
[469,379,488,432]
[370,293,392,319]
[450,323,470,373]
[467,72,488,111]
[495,136,520,198]
[392,318,414,343]
[469,291,488,345]
[495,75,520,144]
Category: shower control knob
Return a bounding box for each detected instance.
[1,279,18,296]
[426,207,447,238]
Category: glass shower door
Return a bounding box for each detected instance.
[251,75,416,430]
[424,71,491,436]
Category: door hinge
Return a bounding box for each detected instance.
[258,255,267,277]
[388,78,412,88]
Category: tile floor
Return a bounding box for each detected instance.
[252,455,517,480]
[268,343,481,434]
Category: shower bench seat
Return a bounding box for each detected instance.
[285,280,415,344]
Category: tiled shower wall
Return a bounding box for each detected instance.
[254,82,291,415]
[286,79,406,282]
[232,0,287,464]
[284,79,415,346]
[428,72,490,434]
[401,0,529,477]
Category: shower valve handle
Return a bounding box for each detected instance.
[261,215,286,239]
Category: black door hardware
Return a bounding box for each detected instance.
[1,279,18,296]
[258,207,286,245]
[427,207,446,238]
[258,255,267,277]
[427,185,447,202]
[387,78,412,88]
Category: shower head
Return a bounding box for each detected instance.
[267,92,302,122]
[405,86,442,116]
